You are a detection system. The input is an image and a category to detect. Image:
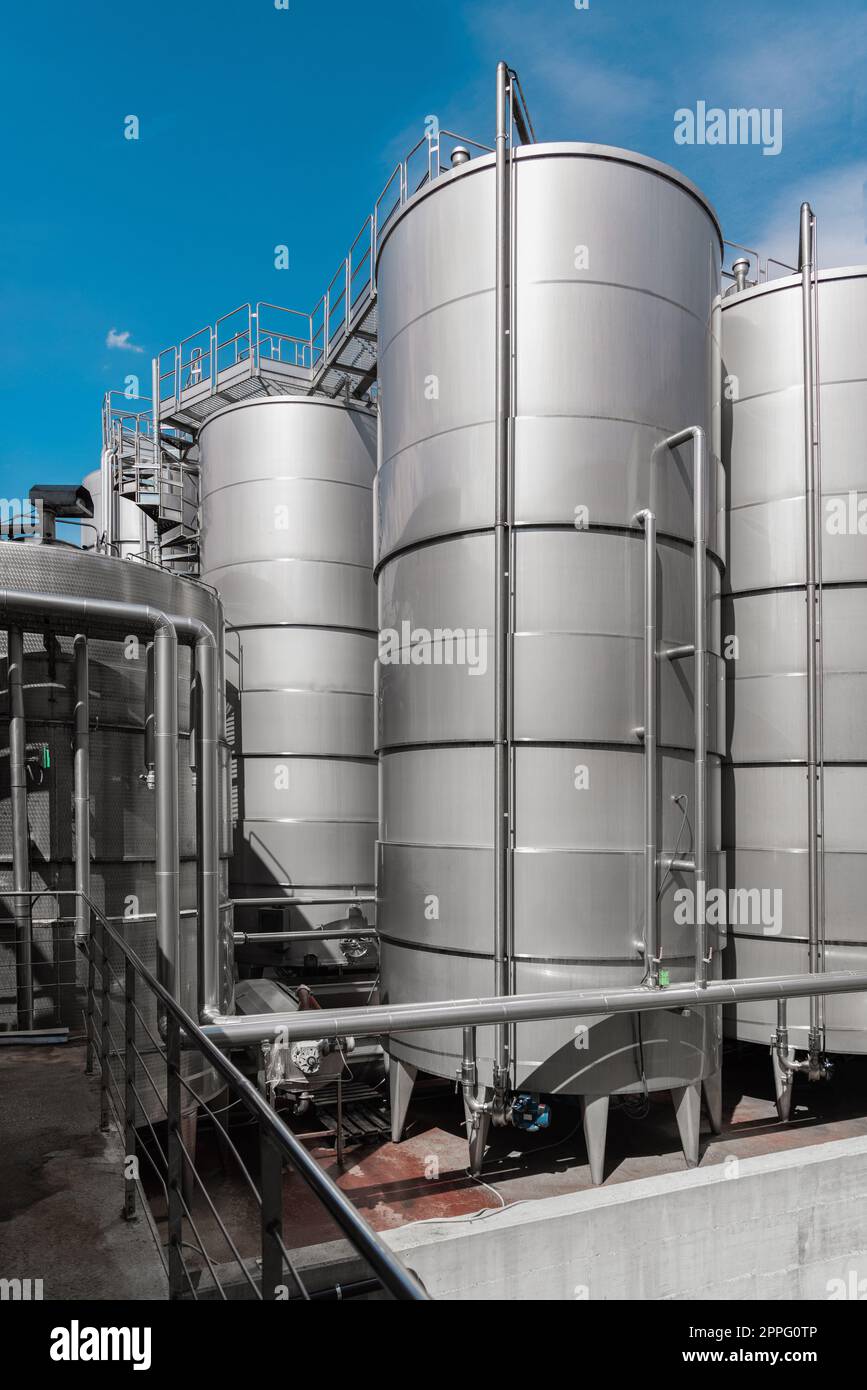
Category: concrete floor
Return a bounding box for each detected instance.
[5,1037,867,1299]
[140,1041,867,1283]
[0,1041,166,1299]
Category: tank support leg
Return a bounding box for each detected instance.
[388,1055,417,1143]
[672,1082,702,1168]
[465,1088,494,1176]
[702,1069,723,1135]
[581,1094,610,1186]
[772,1046,796,1123]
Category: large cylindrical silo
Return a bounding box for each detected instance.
[721,264,867,1061]
[198,397,378,968]
[375,142,725,1177]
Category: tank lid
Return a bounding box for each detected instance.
[377,140,724,261]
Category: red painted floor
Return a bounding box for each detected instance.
[140,1041,867,1283]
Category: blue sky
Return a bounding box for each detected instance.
[1,0,865,499]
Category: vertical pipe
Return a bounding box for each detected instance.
[154,620,180,999]
[8,628,32,1030]
[99,448,113,552]
[799,202,823,1056]
[123,955,137,1221]
[493,60,511,1083]
[692,427,708,986]
[195,634,220,1019]
[144,641,155,788]
[73,636,91,947]
[165,1013,185,1299]
[635,511,659,983]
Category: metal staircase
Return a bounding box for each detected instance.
[100,127,492,575]
[153,128,491,438]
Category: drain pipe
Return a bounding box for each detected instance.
[201,969,867,1050]
[8,629,32,1030]
[493,58,513,1103]
[633,509,659,983]
[191,622,221,1020]
[799,202,826,1075]
[73,636,91,948]
[652,427,710,986]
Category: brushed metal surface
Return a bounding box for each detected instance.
[376,145,723,1092]
[0,544,230,1110]
[199,397,378,953]
[721,267,867,1052]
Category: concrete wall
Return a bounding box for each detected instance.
[383,1136,867,1300]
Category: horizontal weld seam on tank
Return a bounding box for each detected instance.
[202,477,375,498]
[375,527,726,576]
[381,418,718,469]
[511,278,716,325]
[226,621,376,637]
[726,581,867,600]
[726,931,833,945]
[240,807,378,821]
[239,686,374,697]
[205,556,375,577]
[377,934,494,960]
[241,754,377,765]
[196,395,374,430]
[377,733,722,756]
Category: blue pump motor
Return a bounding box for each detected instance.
[510,1093,551,1132]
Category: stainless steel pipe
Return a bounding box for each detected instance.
[200,970,867,1050]
[634,509,659,983]
[655,427,709,986]
[73,636,91,946]
[8,628,32,1030]
[0,589,222,1014]
[493,57,512,1085]
[799,201,825,1057]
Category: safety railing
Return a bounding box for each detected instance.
[155,126,493,417]
[2,887,426,1301]
[722,239,797,287]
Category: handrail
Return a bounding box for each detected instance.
[150,120,494,418]
[5,886,427,1300]
[80,889,425,1301]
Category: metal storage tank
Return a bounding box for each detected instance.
[375,139,726,1178]
[198,397,378,967]
[0,541,233,1118]
[721,259,867,1070]
[83,467,157,560]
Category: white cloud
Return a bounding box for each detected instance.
[106,327,144,353]
[754,162,867,271]
[712,17,867,136]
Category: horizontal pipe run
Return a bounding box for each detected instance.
[661,857,696,873]
[233,928,378,944]
[199,970,867,1050]
[232,895,376,908]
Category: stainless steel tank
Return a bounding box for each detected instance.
[83,468,156,559]
[375,142,725,1171]
[0,542,232,1115]
[198,397,378,967]
[721,265,867,1055]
